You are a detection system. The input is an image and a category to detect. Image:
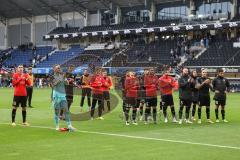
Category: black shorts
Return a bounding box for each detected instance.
[103,91,110,100]
[199,96,210,106]
[180,99,192,107]
[66,96,73,104]
[146,97,157,107]
[126,97,137,107]
[215,99,226,106]
[161,95,174,106]
[12,96,27,108]
[135,99,141,108]
[82,88,91,97]
[92,94,103,101]
[192,92,199,103]
[192,101,198,105]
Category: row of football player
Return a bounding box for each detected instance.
[10,65,113,131]
[121,67,230,125]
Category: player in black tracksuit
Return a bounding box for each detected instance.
[212,68,230,123]
[190,70,199,121]
[178,68,194,124]
[60,65,75,119]
[120,72,129,115]
[196,69,214,124]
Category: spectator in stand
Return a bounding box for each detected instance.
[184,45,188,55]
[37,54,40,61]
[32,58,36,66]
[200,38,205,48]
[148,56,152,62]
[170,49,174,57]
[205,38,209,48]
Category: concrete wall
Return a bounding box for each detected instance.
[0,11,86,48]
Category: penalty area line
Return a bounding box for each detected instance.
[0,122,240,150]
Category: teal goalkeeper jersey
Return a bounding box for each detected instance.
[52,74,66,99]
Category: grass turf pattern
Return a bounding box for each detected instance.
[0,88,240,160]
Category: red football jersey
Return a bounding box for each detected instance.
[144,74,158,97]
[90,74,105,95]
[125,76,139,98]
[12,73,31,96]
[158,74,178,96]
[102,76,113,91]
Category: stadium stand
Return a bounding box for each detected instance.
[36,46,84,68]
[230,79,240,92]
[145,19,181,28]
[185,39,240,66]
[85,43,108,50]
[4,49,33,67]
[225,52,240,66]
[47,20,182,36]
[3,46,54,67]
[80,22,143,32]
[48,27,80,35]
[0,49,12,65]
[105,38,185,67]
[105,51,128,67]
[62,48,118,67]
[36,46,55,57]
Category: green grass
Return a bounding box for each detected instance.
[0,88,240,160]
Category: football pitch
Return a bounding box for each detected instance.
[0,88,240,160]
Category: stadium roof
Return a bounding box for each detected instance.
[0,0,182,20]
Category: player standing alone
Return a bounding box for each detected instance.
[11,65,31,126]
[212,68,230,123]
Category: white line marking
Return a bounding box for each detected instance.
[1,122,240,150]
